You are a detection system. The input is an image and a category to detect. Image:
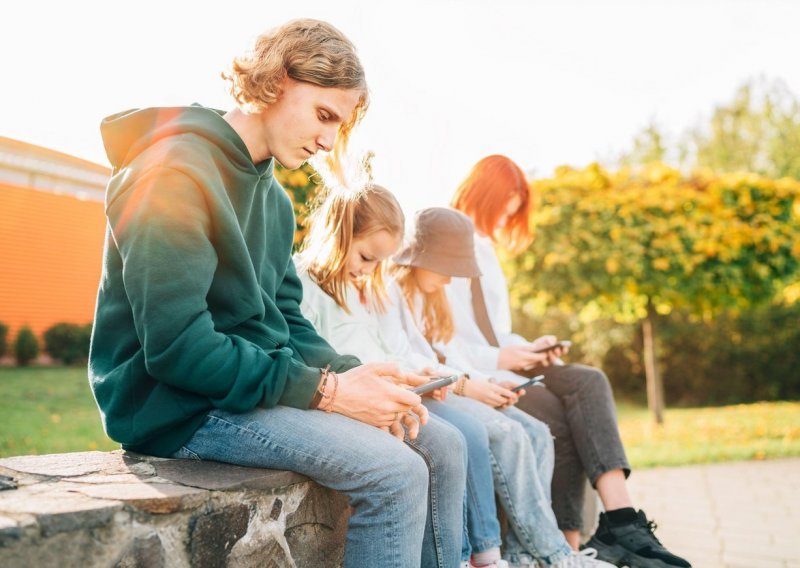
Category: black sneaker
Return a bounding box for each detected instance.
[583,510,691,568]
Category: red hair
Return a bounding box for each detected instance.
[450,155,532,253]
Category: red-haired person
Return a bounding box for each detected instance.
[446,155,690,568]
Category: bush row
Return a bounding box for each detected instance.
[0,322,92,366]
[513,301,800,406]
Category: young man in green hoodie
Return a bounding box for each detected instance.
[89,19,466,567]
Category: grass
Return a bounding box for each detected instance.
[0,366,117,457]
[1,367,799,467]
[617,400,800,468]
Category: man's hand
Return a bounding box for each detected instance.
[329,363,428,440]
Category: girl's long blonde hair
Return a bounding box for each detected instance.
[390,265,455,345]
[223,18,369,186]
[301,184,404,313]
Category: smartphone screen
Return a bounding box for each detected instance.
[532,340,572,354]
[511,374,545,392]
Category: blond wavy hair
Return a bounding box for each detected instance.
[390,265,455,345]
[223,19,369,184]
[300,184,404,314]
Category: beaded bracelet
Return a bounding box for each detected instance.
[317,365,339,413]
[454,374,469,396]
[324,369,339,413]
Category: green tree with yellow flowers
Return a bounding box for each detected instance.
[274,162,322,248]
[507,162,800,423]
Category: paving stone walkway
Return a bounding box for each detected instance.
[625,458,800,568]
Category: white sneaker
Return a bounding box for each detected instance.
[505,559,540,568]
[548,548,616,567]
[468,560,511,568]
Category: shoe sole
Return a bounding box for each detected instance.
[590,542,687,568]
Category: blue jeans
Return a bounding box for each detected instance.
[447,397,572,566]
[171,407,466,568]
[424,399,502,560]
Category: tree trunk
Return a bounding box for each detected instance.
[642,298,665,424]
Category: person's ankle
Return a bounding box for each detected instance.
[604,506,637,524]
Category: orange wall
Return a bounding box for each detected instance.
[0,182,106,340]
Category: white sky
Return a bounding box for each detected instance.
[3,0,800,215]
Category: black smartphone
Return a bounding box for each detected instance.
[511,374,545,393]
[532,340,572,354]
[411,375,459,395]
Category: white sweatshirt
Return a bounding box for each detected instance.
[445,233,529,376]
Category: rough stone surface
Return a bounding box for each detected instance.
[0,451,348,567]
[113,532,166,568]
[153,459,308,491]
[0,475,16,491]
[71,482,207,514]
[0,451,139,478]
[285,484,349,567]
[190,504,250,568]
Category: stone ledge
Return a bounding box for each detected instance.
[0,451,349,567]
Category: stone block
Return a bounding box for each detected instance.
[113,532,166,568]
[0,487,122,536]
[190,504,250,568]
[0,451,141,478]
[153,459,308,491]
[71,482,207,514]
[285,484,349,567]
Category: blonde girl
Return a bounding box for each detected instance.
[297,186,523,568]
[295,184,466,567]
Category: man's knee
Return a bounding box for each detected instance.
[371,445,430,506]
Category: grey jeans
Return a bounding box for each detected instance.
[514,364,631,531]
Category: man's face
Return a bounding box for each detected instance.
[259,77,362,169]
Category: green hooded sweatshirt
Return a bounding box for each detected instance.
[89,105,360,457]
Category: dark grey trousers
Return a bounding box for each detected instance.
[514,364,631,531]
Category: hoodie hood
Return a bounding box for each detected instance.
[100,104,260,174]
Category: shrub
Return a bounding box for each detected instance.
[14,326,39,366]
[43,322,92,365]
[0,321,8,359]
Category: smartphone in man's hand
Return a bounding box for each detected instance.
[411,375,459,395]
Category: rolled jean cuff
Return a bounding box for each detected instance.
[471,537,503,554]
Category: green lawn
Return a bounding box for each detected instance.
[2,367,799,467]
[617,400,800,468]
[0,366,117,457]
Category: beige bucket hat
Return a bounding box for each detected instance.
[393,207,482,278]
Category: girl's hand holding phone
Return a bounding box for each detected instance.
[463,378,519,409]
[527,335,571,366]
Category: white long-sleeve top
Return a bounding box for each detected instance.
[379,278,526,384]
[295,261,405,369]
[377,279,470,378]
[445,232,528,374]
